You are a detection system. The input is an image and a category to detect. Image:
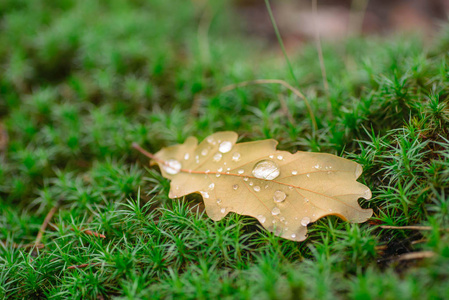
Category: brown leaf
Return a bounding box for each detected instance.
[144,131,372,241]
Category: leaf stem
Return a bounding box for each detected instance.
[132,143,165,164]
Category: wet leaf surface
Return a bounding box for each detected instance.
[151,131,373,241]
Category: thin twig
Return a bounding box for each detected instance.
[34,206,58,248]
[397,251,435,261]
[379,225,448,231]
[221,79,317,130]
[263,0,318,134]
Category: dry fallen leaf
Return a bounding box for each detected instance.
[134,131,372,241]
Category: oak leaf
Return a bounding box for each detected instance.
[135,132,372,241]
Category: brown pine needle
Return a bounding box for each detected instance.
[67,263,100,270]
[69,228,106,239]
[397,251,435,261]
[34,206,58,248]
[380,225,449,231]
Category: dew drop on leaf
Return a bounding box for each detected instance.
[253,186,260,192]
[218,167,223,172]
[277,155,283,160]
[201,149,208,156]
[219,141,232,153]
[291,170,298,175]
[164,159,182,174]
[258,215,266,223]
[209,183,215,190]
[249,181,253,186]
[221,208,226,214]
[301,217,310,226]
[201,191,210,199]
[273,190,286,203]
[232,184,239,190]
[213,153,222,162]
[271,207,280,215]
[238,169,244,174]
[243,177,249,181]
[252,160,280,180]
[184,153,189,160]
[217,199,222,204]
[291,233,296,239]
[232,152,241,161]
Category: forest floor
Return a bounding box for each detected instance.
[1,0,449,299]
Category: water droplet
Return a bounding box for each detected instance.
[304,198,309,203]
[232,184,239,190]
[219,141,232,153]
[215,173,221,177]
[226,167,231,171]
[280,217,285,222]
[213,153,222,162]
[217,199,222,204]
[232,152,241,161]
[355,164,363,178]
[306,173,310,178]
[273,190,286,203]
[269,155,274,159]
[218,167,223,172]
[291,233,296,239]
[257,215,266,223]
[221,208,226,214]
[314,164,320,169]
[163,159,182,175]
[201,191,210,199]
[249,181,253,186]
[271,207,280,216]
[195,155,200,163]
[291,170,298,175]
[277,155,283,160]
[205,169,210,174]
[264,185,269,189]
[238,169,244,174]
[207,137,215,144]
[288,186,293,190]
[253,186,260,192]
[201,149,208,156]
[252,160,280,180]
[184,153,190,160]
[243,177,248,181]
[209,183,215,190]
[301,217,310,226]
